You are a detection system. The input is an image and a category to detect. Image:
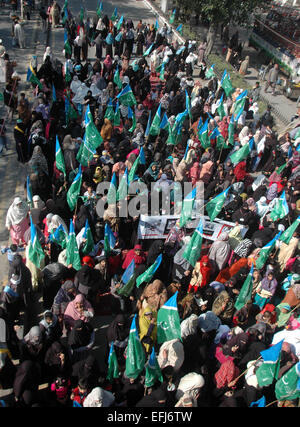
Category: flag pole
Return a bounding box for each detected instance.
[228,356,263,386]
[265,399,279,407]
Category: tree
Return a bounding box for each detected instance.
[174,0,266,52]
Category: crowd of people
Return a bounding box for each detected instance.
[0,1,300,409]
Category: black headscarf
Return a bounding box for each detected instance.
[71,355,101,389]
[146,240,164,266]
[106,314,129,343]
[67,319,93,349]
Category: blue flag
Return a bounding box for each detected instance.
[250,396,266,407]
[52,84,56,102]
[121,259,135,285]
[176,24,183,33]
[104,223,116,256]
[145,111,152,137]
[139,146,146,165]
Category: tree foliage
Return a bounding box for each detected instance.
[175,0,266,26]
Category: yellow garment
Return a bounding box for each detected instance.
[277,237,299,273]
[138,305,157,354]
[93,166,103,184]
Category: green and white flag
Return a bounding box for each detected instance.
[234,264,254,311]
[216,94,226,119]
[179,187,196,228]
[182,218,203,268]
[256,340,284,388]
[114,101,121,126]
[76,136,96,167]
[220,70,234,97]
[230,138,254,165]
[279,215,300,244]
[145,347,163,388]
[82,219,94,255]
[275,361,300,401]
[205,64,215,79]
[128,106,136,133]
[125,315,146,380]
[136,254,162,288]
[114,68,123,90]
[106,343,120,383]
[228,115,235,145]
[276,162,288,175]
[198,119,210,149]
[128,155,140,184]
[84,105,103,149]
[160,113,176,145]
[169,8,176,24]
[28,216,45,269]
[67,166,82,211]
[116,168,128,201]
[206,187,230,222]
[49,224,67,249]
[116,84,137,107]
[66,220,81,271]
[149,104,162,136]
[55,136,66,177]
[255,232,282,270]
[107,173,117,205]
[104,98,115,122]
[111,7,118,22]
[157,292,181,344]
[270,191,289,221]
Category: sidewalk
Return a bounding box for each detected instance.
[146,0,298,128]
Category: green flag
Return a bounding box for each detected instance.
[230,138,254,165]
[279,215,300,244]
[182,218,203,268]
[136,254,162,288]
[67,166,82,211]
[169,9,176,24]
[275,361,300,401]
[106,343,120,383]
[198,119,210,149]
[221,70,234,97]
[228,116,235,145]
[205,64,215,79]
[49,224,67,249]
[114,68,122,90]
[116,84,137,107]
[128,107,136,133]
[256,340,284,388]
[107,173,117,205]
[55,136,66,177]
[66,220,82,270]
[104,99,115,122]
[128,155,140,184]
[26,66,43,90]
[255,232,281,270]
[76,137,96,167]
[276,162,288,175]
[28,216,45,269]
[125,315,146,379]
[216,94,226,120]
[145,348,163,388]
[111,7,118,22]
[269,191,289,221]
[114,102,121,126]
[82,219,94,255]
[157,292,181,344]
[84,108,103,149]
[206,187,230,222]
[116,168,128,201]
[179,187,196,228]
[149,104,162,136]
[234,264,254,311]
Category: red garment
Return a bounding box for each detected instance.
[214,359,240,389]
[234,160,247,181]
[82,256,95,268]
[189,162,201,187]
[199,255,212,287]
[122,245,146,269]
[71,387,88,406]
[215,258,248,284]
[259,303,277,324]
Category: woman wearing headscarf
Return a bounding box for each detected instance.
[143,162,160,186]
[135,386,168,407]
[254,270,278,309]
[71,354,101,390]
[106,314,129,364]
[212,290,235,325]
[44,340,71,380]
[188,255,212,294]
[146,240,164,267]
[103,54,113,76]
[233,160,247,182]
[138,304,157,355]
[19,326,47,367]
[39,310,62,349]
[208,232,231,274]
[13,360,41,407]
[73,264,101,302]
[100,118,113,141]
[63,294,94,330]
[189,161,201,187]
[255,196,269,218]
[67,319,95,359]
[199,159,214,184]
[277,235,299,273]
[0,317,17,390]
[27,145,49,176]
[83,386,115,407]
[122,244,146,270]
[5,197,29,245]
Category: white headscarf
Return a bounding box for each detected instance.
[6,197,29,227]
[48,214,68,233]
[72,82,89,104]
[70,76,81,94]
[256,196,270,217]
[83,387,115,407]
